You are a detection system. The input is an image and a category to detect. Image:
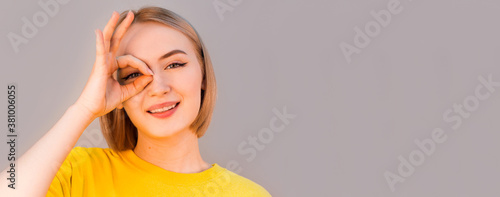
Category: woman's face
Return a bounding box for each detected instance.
[116,21,204,138]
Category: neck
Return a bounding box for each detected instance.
[133,128,210,173]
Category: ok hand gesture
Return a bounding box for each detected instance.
[75,11,153,118]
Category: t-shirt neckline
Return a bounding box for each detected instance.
[119,149,225,185]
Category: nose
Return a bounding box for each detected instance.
[146,74,171,97]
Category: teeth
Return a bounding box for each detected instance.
[150,103,177,113]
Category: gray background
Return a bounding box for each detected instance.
[1,0,500,196]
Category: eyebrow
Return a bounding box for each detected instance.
[159,49,187,61]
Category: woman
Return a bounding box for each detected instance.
[0,6,271,197]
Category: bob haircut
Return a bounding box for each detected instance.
[99,6,217,151]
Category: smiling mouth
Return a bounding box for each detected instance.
[147,102,180,114]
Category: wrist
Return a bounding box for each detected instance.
[69,103,98,121]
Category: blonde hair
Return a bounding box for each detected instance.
[99,6,217,151]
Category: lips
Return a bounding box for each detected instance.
[147,101,180,113]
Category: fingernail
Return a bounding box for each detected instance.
[148,69,154,75]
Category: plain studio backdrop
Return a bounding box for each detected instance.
[1,0,500,196]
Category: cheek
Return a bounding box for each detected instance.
[123,94,144,114]
[180,67,203,98]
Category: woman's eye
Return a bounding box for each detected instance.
[166,62,187,69]
[122,72,142,80]
[122,63,186,81]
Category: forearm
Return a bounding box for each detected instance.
[0,104,96,196]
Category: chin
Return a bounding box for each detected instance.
[140,124,190,139]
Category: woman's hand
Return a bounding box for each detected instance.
[0,11,155,197]
[75,11,153,118]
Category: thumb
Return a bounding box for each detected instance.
[120,75,153,101]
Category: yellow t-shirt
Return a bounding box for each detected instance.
[46,147,271,197]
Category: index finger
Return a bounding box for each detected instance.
[116,55,154,76]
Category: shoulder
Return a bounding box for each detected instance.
[69,146,117,156]
[48,147,118,195]
[217,166,272,197]
[56,147,122,180]
[64,146,119,166]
